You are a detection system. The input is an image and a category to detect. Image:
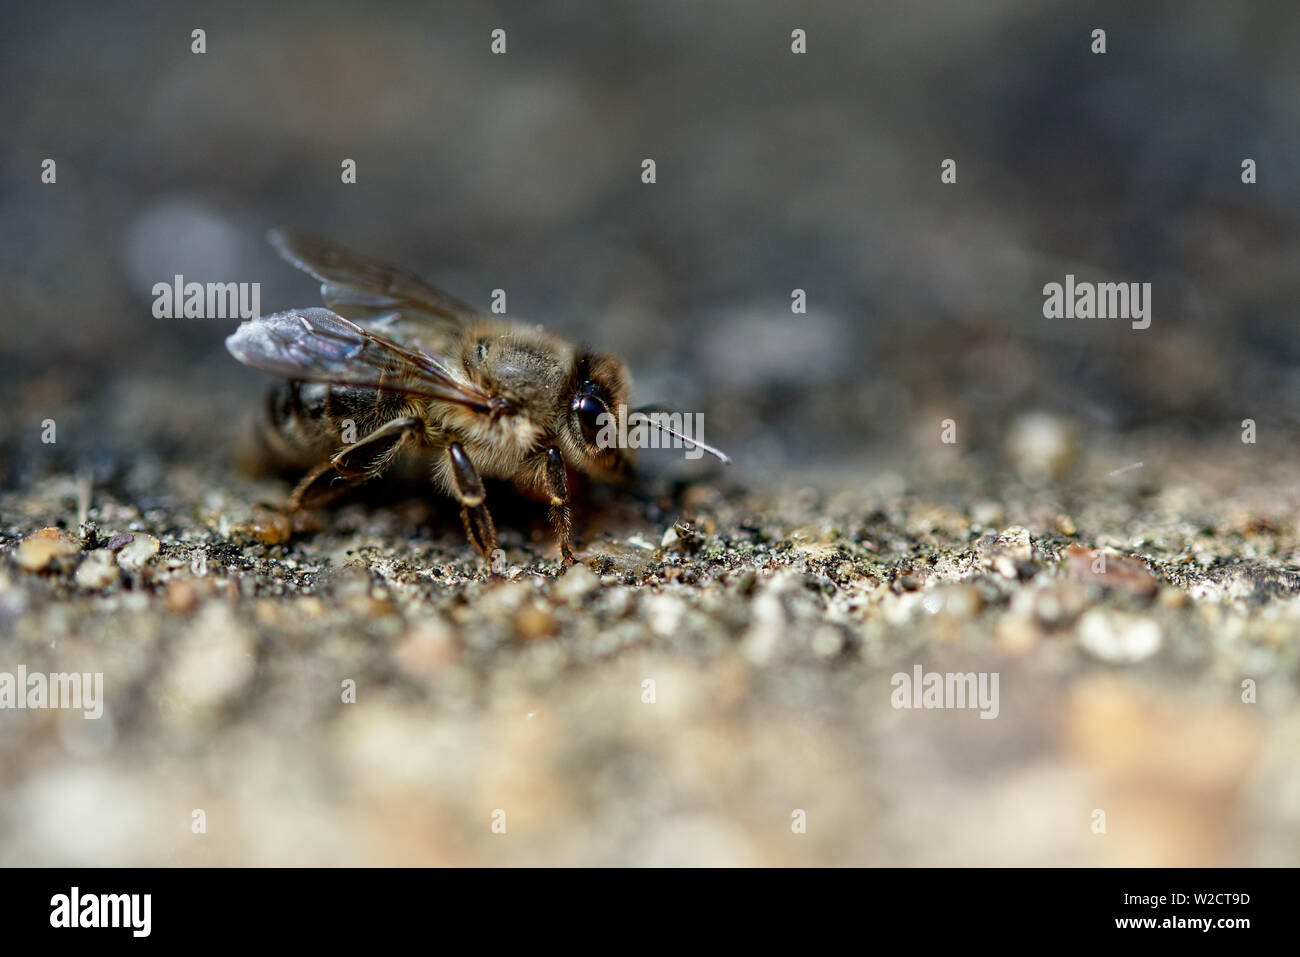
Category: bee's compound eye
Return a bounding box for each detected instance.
[574,395,606,446]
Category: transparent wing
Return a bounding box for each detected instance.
[226,308,497,413]
[269,227,480,327]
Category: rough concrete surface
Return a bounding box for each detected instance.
[3,430,1298,866]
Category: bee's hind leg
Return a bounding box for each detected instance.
[447,442,500,568]
[287,416,423,513]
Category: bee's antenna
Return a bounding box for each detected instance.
[630,406,732,464]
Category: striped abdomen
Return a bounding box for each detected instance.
[252,380,421,471]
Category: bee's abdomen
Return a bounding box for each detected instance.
[249,381,417,472]
[245,381,329,470]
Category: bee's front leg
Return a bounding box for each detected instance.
[447,442,499,567]
[543,447,576,566]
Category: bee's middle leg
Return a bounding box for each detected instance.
[447,442,499,563]
[288,416,422,512]
[542,447,576,565]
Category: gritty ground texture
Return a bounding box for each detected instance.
[2,427,1298,867]
[4,1,1300,866]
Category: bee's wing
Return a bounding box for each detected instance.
[226,308,497,413]
[269,228,479,328]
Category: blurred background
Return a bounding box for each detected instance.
[4,0,1300,487]
[2,1,1300,868]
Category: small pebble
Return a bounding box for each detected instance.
[1006,412,1076,481]
[921,583,983,620]
[116,533,161,571]
[810,626,845,658]
[1012,580,1087,627]
[1077,610,1162,663]
[74,549,120,589]
[1063,545,1157,597]
[976,526,1032,579]
[15,528,81,572]
[995,527,1033,562]
[646,594,685,638]
[514,601,558,640]
[662,522,701,554]
[741,583,788,664]
[165,579,200,614]
[395,618,459,675]
[996,614,1042,655]
[553,563,599,603]
[1158,588,1189,609]
[592,542,654,578]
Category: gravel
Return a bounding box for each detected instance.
[2,434,1298,866]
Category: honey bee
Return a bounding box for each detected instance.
[227,229,728,566]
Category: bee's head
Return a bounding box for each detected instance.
[560,351,634,481]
